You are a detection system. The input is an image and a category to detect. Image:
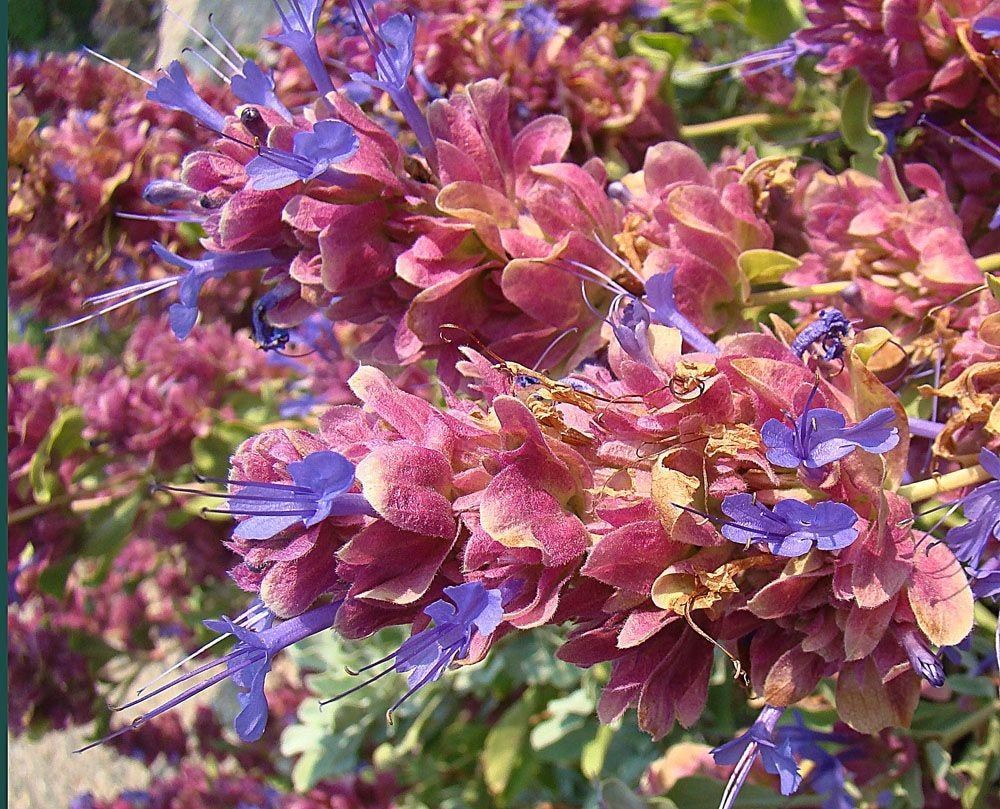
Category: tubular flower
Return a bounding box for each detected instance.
[761,385,899,470]
[79,600,340,749]
[944,448,1000,566]
[323,582,504,717]
[712,705,802,807]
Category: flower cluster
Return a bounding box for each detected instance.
[799,0,1000,242]
[10,0,1000,806]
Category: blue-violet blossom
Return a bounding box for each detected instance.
[712,705,802,809]
[246,119,359,190]
[761,385,899,470]
[718,494,860,557]
[78,600,340,749]
[324,582,504,719]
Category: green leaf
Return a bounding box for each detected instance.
[481,691,539,798]
[745,0,804,43]
[739,249,802,286]
[12,367,56,383]
[630,31,689,71]
[79,491,143,583]
[582,724,614,781]
[29,407,87,502]
[36,556,74,598]
[599,778,650,809]
[840,76,887,177]
[984,273,1000,305]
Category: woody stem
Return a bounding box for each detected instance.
[897,464,992,503]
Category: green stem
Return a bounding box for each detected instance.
[681,113,800,139]
[897,464,991,502]
[745,281,851,308]
[9,494,75,525]
[910,701,1000,747]
[976,252,1000,274]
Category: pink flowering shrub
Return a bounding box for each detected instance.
[9,1,1000,807]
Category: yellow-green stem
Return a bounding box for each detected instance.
[745,281,851,308]
[976,252,1000,274]
[897,464,992,502]
[681,113,796,139]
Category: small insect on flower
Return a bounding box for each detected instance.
[789,308,853,362]
[322,582,504,721]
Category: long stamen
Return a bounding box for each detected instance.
[558,259,631,296]
[347,626,447,675]
[590,234,647,287]
[194,474,313,493]
[386,652,454,722]
[201,507,315,517]
[320,663,397,705]
[117,211,207,224]
[182,47,231,84]
[76,658,261,753]
[208,14,243,60]
[46,279,179,332]
[84,278,179,305]
[135,605,270,694]
[155,483,314,504]
[166,8,240,72]
[83,47,152,86]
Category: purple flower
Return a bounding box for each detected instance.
[266,0,333,95]
[973,16,1000,39]
[697,36,826,81]
[969,556,1000,600]
[762,385,899,470]
[246,120,358,190]
[609,294,655,367]
[897,626,946,687]
[790,308,852,361]
[147,60,226,131]
[712,705,802,809]
[168,450,375,540]
[944,449,1000,567]
[644,269,720,356]
[348,1,435,161]
[47,244,283,337]
[719,494,860,557]
[776,713,856,809]
[171,12,293,121]
[324,582,504,719]
[77,601,340,749]
[513,3,560,62]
